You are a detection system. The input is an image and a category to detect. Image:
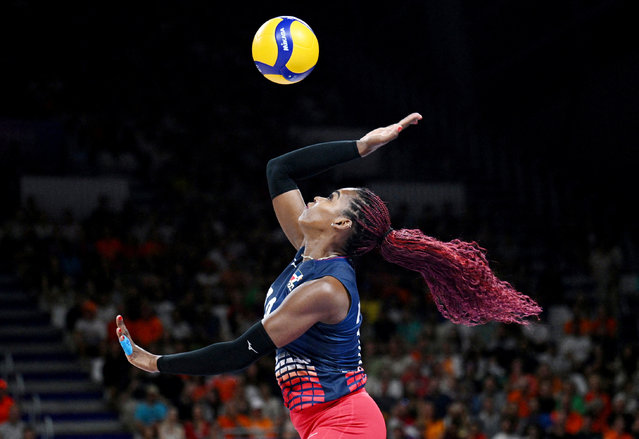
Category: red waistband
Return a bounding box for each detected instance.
[291,387,367,417]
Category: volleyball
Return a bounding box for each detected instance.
[252,16,319,85]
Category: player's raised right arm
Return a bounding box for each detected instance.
[266,141,361,249]
[266,113,421,250]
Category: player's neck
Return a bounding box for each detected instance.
[301,238,343,261]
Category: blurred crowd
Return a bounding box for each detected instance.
[0,382,37,439]
[2,3,638,439]
[1,168,637,439]
[2,6,637,438]
[2,72,638,437]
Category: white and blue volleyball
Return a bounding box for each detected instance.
[252,16,319,84]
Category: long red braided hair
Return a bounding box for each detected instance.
[341,188,542,326]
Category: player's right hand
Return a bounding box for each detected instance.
[356,112,422,157]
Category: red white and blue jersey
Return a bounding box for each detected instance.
[264,247,367,412]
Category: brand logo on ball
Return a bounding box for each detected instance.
[279,27,289,51]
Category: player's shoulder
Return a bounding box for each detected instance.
[297,274,347,297]
[299,276,350,324]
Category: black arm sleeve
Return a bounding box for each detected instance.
[157,321,276,376]
[266,140,361,199]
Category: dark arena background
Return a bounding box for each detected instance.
[1,1,638,438]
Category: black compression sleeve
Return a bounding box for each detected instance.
[266,140,361,199]
[157,321,276,376]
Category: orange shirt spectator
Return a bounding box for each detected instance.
[107,315,164,346]
[603,415,632,439]
[209,375,239,404]
[126,303,164,347]
[417,400,445,439]
[187,377,210,404]
[129,315,164,346]
[247,399,276,438]
[585,375,611,433]
[217,399,251,439]
[564,411,585,434]
[424,418,445,439]
[106,307,164,347]
[506,387,531,419]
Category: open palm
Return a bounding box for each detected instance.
[116,315,160,373]
[357,112,422,157]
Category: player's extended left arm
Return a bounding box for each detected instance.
[116,315,276,375]
[157,321,276,375]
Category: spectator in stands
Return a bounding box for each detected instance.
[472,375,506,417]
[158,406,185,439]
[216,397,251,439]
[415,399,445,439]
[630,412,639,439]
[584,373,612,434]
[603,415,632,439]
[72,299,106,358]
[588,237,623,308]
[368,366,404,415]
[553,406,585,436]
[95,225,124,262]
[493,416,522,439]
[256,382,285,432]
[0,404,25,439]
[386,398,419,439]
[102,338,132,407]
[606,394,633,436]
[559,320,593,370]
[183,404,212,439]
[129,299,164,348]
[22,425,37,439]
[523,423,543,439]
[442,401,472,439]
[477,397,501,439]
[134,384,168,437]
[166,308,193,342]
[209,374,239,405]
[0,379,15,424]
[246,397,276,438]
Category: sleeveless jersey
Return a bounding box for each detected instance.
[264,247,367,412]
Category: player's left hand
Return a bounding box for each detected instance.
[356,112,422,157]
[116,315,160,373]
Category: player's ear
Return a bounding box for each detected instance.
[330,217,352,231]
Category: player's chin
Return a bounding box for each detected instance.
[297,210,309,223]
[297,210,319,228]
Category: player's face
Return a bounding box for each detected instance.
[298,188,357,229]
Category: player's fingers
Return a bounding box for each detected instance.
[116,315,131,338]
[398,112,422,129]
[119,334,134,356]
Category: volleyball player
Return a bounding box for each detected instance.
[116,112,541,438]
